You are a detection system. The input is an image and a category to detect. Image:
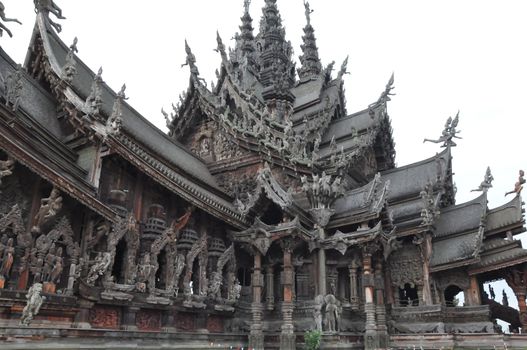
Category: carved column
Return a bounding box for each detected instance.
[317,226,327,296]
[349,259,359,310]
[362,245,379,350]
[265,265,275,310]
[249,252,264,350]
[121,306,139,331]
[280,240,295,350]
[466,275,481,306]
[506,268,527,332]
[375,259,388,348]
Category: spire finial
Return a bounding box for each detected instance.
[471,166,494,193]
[423,111,462,148]
[298,0,322,79]
[304,0,313,26]
[243,0,251,13]
[0,1,22,38]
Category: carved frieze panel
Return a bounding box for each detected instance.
[175,312,196,331]
[89,306,121,329]
[136,309,161,331]
[207,315,224,333]
[388,244,423,288]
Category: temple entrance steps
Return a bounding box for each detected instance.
[390,333,527,349]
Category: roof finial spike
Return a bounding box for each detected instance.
[423,111,462,148]
[471,166,494,193]
[298,0,322,79]
[107,83,127,137]
[0,1,22,38]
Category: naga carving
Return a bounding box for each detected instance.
[0,1,21,38]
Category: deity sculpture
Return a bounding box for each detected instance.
[0,1,21,38]
[0,237,14,280]
[20,283,46,326]
[86,252,111,286]
[313,295,324,331]
[324,294,339,333]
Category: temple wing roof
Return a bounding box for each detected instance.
[430,194,487,272]
[434,193,487,238]
[469,237,527,275]
[31,15,219,189]
[485,194,525,236]
[382,148,451,201]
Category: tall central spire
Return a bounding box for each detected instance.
[257,0,295,90]
[239,0,255,59]
[298,1,322,80]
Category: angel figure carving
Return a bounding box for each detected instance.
[505,170,525,197]
[31,187,63,233]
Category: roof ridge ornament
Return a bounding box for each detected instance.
[423,111,462,148]
[85,67,103,117]
[471,166,494,193]
[34,0,65,33]
[337,56,350,81]
[182,40,207,86]
[505,170,525,197]
[0,1,21,38]
[60,38,77,84]
[106,84,127,136]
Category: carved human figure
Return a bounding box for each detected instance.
[313,295,324,331]
[32,187,63,233]
[0,157,14,186]
[324,294,339,333]
[49,246,63,284]
[20,283,45,326]
[502,290,509,307]
[0,237,14,278]
[42,244,56,282]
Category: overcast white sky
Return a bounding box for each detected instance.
[1,0,527,325]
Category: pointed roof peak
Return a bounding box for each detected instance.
[298,0,322,79]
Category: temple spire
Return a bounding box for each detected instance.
[298,0,322,80]
[257,0,295,89]
[238,0,255,59]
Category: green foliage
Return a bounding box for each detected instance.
[304,330,322,350]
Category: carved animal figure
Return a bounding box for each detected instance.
[20,283,46,326]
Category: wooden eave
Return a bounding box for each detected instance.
[105,132,249,230]
[0,105,117,221]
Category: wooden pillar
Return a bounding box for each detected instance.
[265,265,275,310]
[280,241,295,350]
[375,259,389,348]
[349,259,359,310]
[506,268,527,332]
[317,226,327,296]
[362,245,379,350]
[466,275,481,306]
[249,252,264,350]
